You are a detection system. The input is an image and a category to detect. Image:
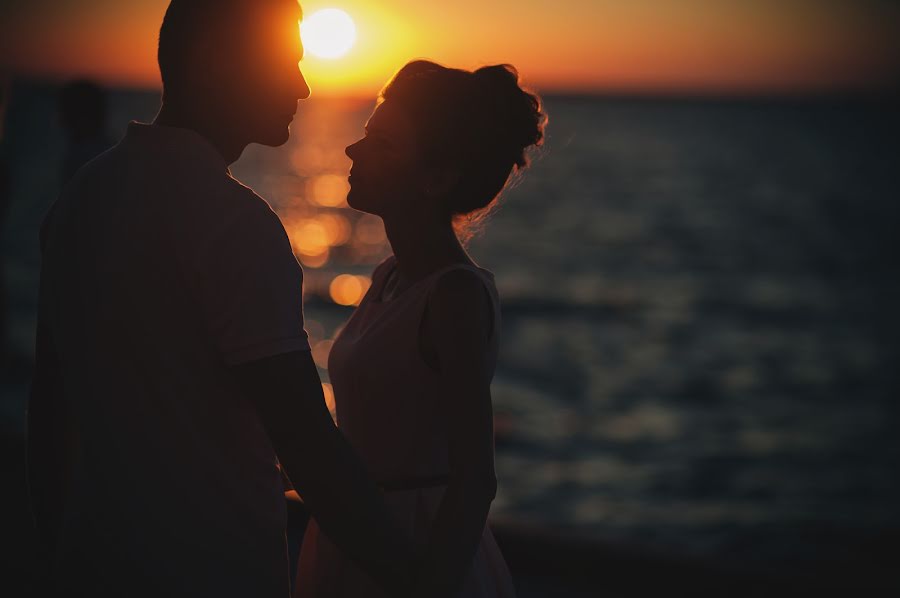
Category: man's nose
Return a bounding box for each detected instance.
[345,140,360,159]
[295,68,311,100]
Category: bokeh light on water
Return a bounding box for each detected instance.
[329,274,371,306]
[307,173,350,208]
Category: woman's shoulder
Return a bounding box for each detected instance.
[429,264,496,295]
[420,265,499,354]
[433,257,496,289]
[426,264,499,321]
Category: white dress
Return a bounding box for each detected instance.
[293,255,517,598]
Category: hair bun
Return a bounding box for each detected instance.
[473,65,546,168]
[473,64,521,89]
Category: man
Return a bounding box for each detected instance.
[27,1,414,596]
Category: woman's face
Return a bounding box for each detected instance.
[344,99,427,217]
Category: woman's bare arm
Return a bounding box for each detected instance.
[412,269,499,598]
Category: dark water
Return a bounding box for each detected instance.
[2,81,899,571]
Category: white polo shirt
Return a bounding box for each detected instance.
[39,122,310,596]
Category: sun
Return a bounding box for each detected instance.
[301,8,357,59]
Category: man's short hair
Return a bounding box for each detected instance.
[158,0,302,95]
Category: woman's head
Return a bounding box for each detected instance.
[345,60,546,240]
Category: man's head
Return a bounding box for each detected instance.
[158,0,310,147]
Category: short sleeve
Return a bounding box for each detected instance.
[187,197,310,366]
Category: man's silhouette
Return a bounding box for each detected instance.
[27,1,414,596]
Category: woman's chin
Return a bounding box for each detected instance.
[254,121,291,147]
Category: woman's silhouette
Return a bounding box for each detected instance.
[294,60,546,598]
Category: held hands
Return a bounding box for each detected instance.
[401,551,458,598]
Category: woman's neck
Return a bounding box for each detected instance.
[382,212,472,283]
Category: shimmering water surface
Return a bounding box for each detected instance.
[3,83,899,568]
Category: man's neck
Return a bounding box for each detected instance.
[153,102,246,166]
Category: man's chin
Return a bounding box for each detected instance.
[255,125,292,147]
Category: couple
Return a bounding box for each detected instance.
[26,1,546,597]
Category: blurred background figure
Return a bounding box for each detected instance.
[57,79,112,184]
[0,78,10,369]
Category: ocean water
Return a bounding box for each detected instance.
[2,81,899,570]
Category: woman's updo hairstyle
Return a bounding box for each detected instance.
[379,60,547,241]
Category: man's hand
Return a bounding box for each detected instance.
[232,350,416,595]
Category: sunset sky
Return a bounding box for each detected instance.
[1,0,898,96]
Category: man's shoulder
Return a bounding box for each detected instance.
[146,157,281,236]
[174,174,289,267]
[217,176,284,233]
[220,175,274,212]
[39,145,123,249]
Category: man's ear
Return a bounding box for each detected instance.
[189,24,238,98]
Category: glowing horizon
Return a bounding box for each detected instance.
[1,0,898,97]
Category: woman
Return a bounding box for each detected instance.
[294,60,546,598]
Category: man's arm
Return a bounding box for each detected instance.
[27,199,74,562]
[231,349,415,596]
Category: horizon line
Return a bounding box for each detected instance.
[6,73,900,104]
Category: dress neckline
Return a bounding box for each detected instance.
[369,256,494,305]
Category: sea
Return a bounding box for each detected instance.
[2,80,899,574]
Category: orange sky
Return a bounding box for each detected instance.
[1,0,898,96]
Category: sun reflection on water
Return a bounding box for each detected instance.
[321,382,337,422]
[307,174,350,207]
[312,339,334,369]
[329,274,371,306]
[317,213,352,245]
[298,249,330,268]
[353,213,385,245]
